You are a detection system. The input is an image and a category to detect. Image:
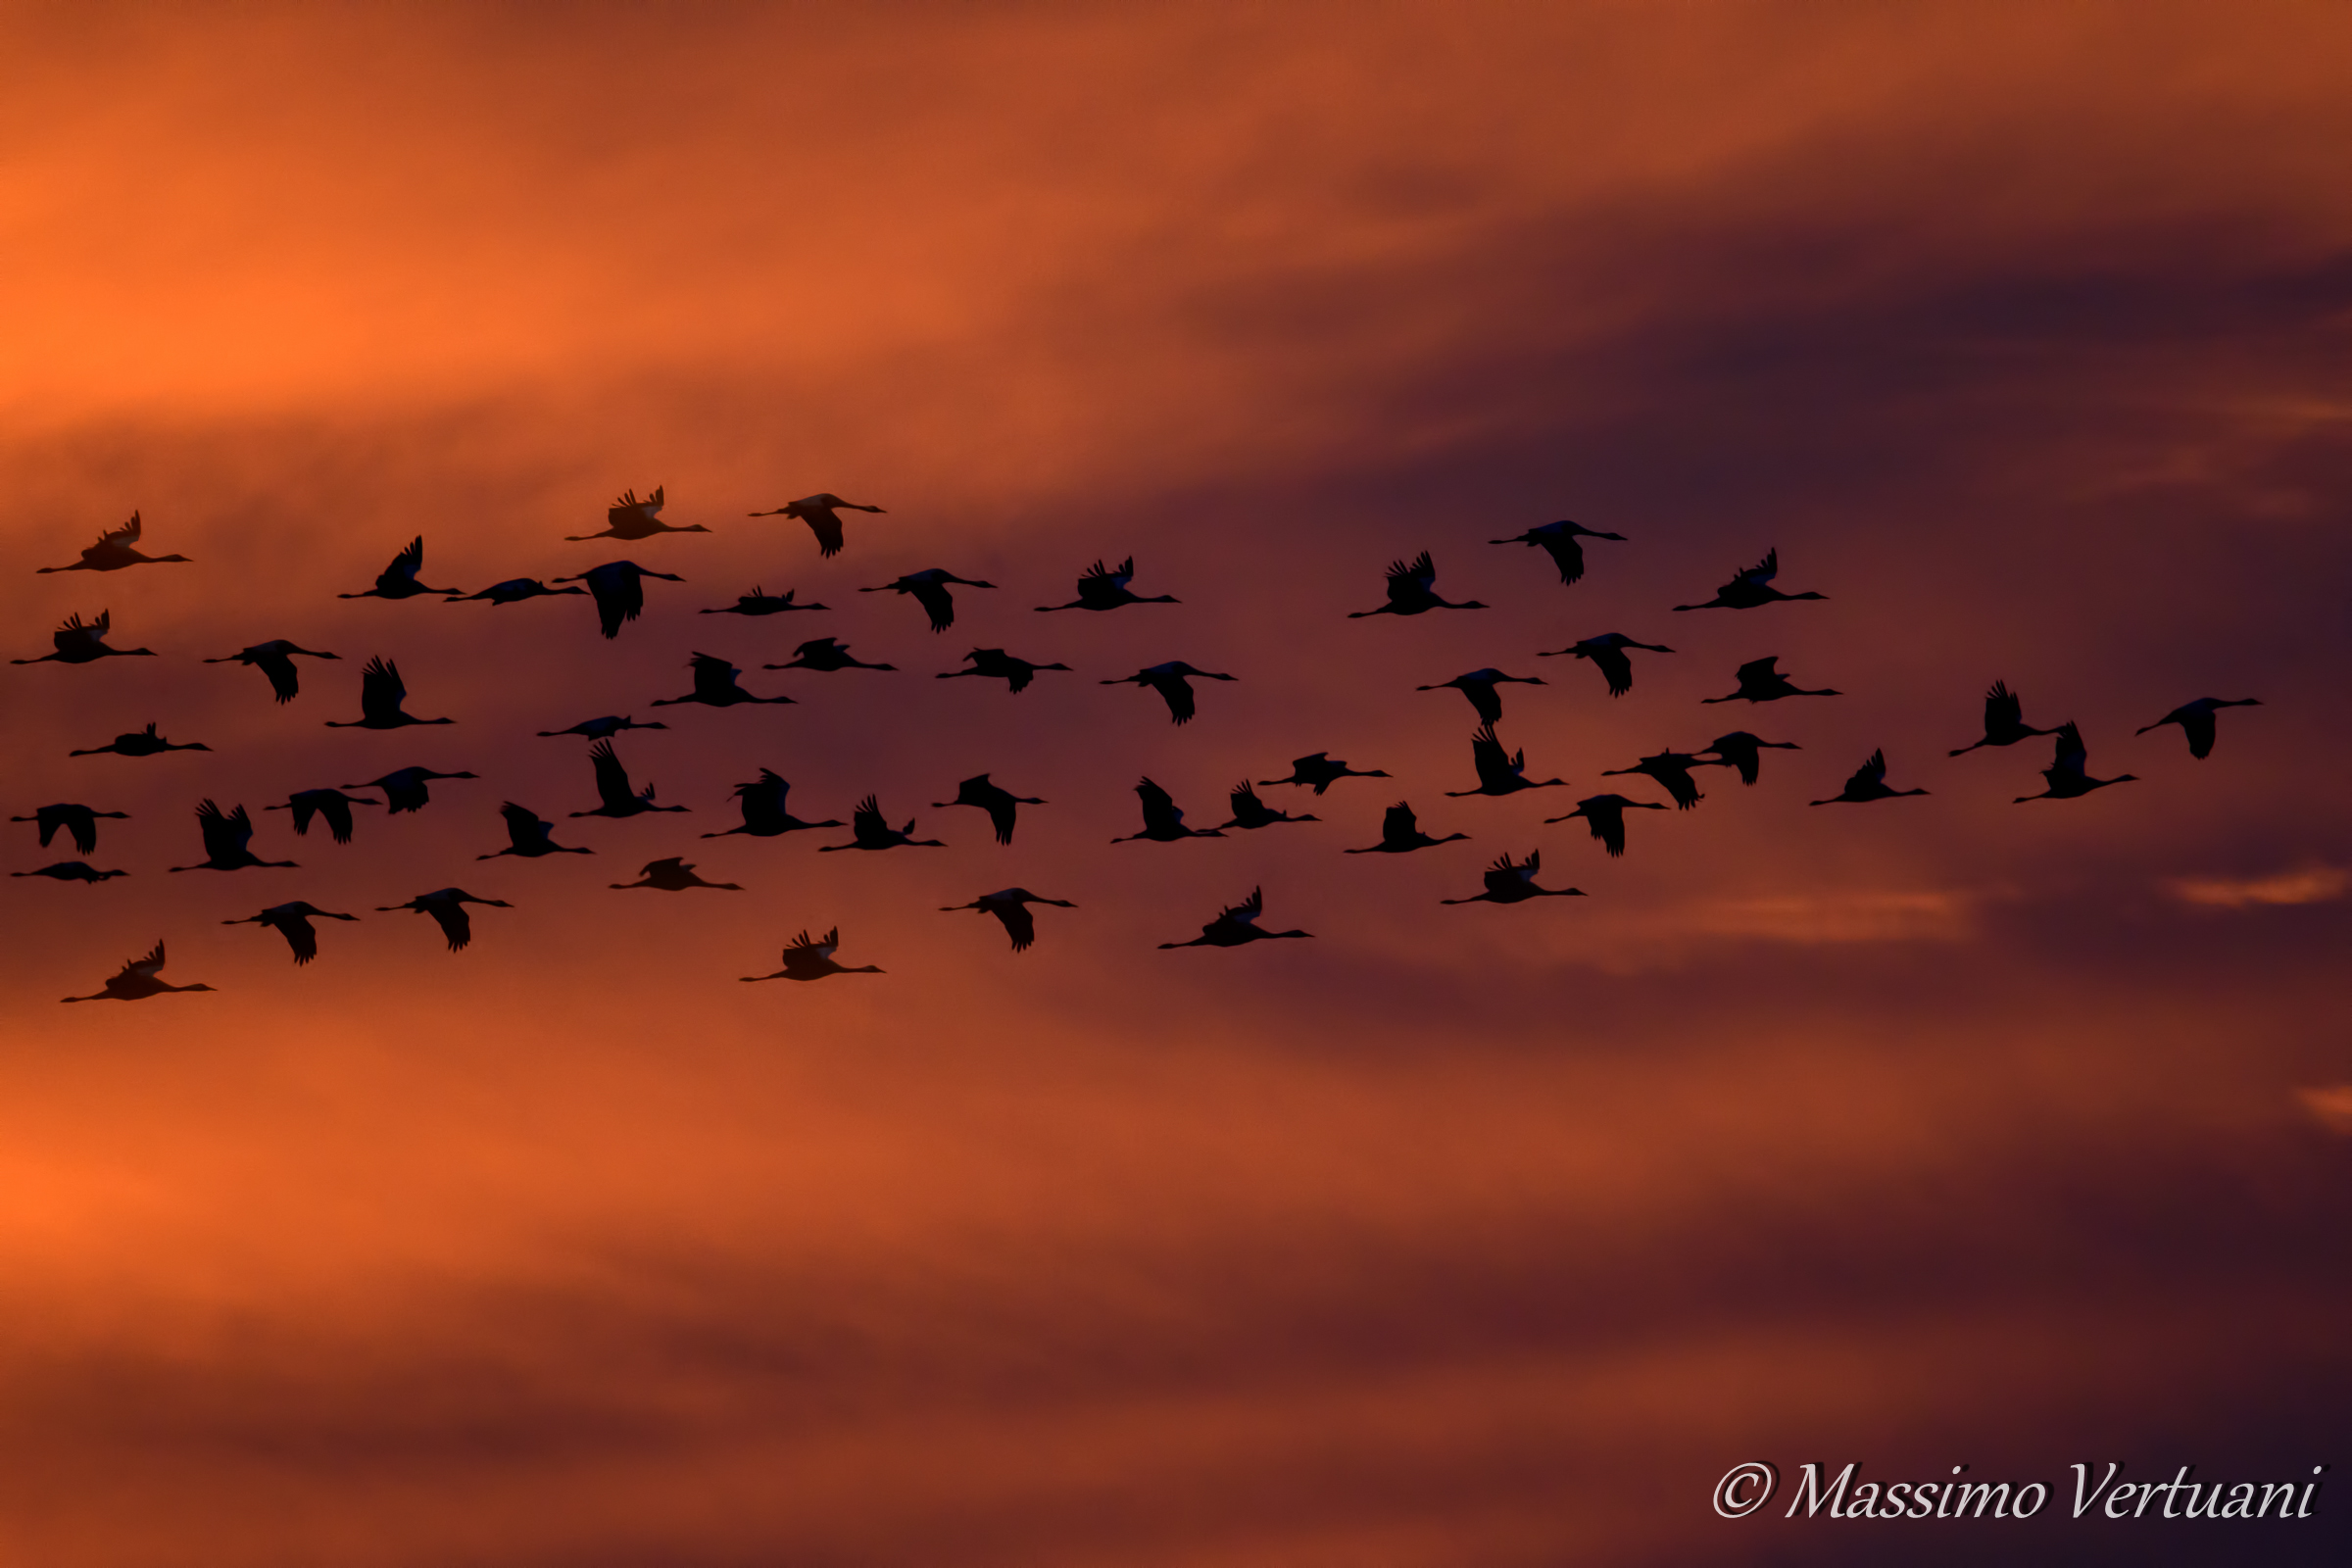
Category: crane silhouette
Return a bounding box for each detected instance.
[1544,794,1668,857]
[749,494,885,558]
[1540,633,1674,697]
[1949,680,2061,756]
[1695,731,1801,785]
[168,801,298,872]
[2135,697,2262,760]
[650,654,796,708]
[568,486,710,541]
[537,714,669,740]
[1112,778,1227,843]
[552,560,686,639]
[933,774,1045,845]
[1102,662,1237,724]
[1810,750,1930,806]
[338,536,462,599]
[939,648,1073,693]
[703,770,843,839]
[1218,781,1318,829]
[378,888,512,951]
[1348,552,1488,616]
[265,788,381,843]
[570,739,688,818]
[1259,753,1391,795]
[479,802,593,858]
[1702,656,1840,704]
[1416,668,1546,726]
[342,766,477,814]
[38,514,191,574]
[451,576,588,607]
[941,889,1077,952]
[1036,557,1180,612]
[1446,723,1568,797]
[1599,750,1717,809]
[702,585,827,615]
[203,639,339,702]
[61,940,215,1002]
[1159,886,1311,947]
[222,902,359,965]
[763,637,897,672]
[2017,723,2138,802]
[11,802,130,855]
[1442,850,1587,905]
[818,796,947,852]
[1674,549,1828,611]
[1489,519,1626,586]
[861,568,996,632]
[742,926,885,980]
[68,722,211,759]
[1345,802,1469,854]
[14,610,156,664]
[13,860,128,883]
[612,858,743,891]
[324,657,453,729]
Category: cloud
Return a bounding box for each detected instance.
[2168,865,2349,908]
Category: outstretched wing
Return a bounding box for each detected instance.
[98,514,142,551]
[1737,549,1779,585]
[1847,750,1888,791]
[1538,532,1587,585]
[589,740,634,810]
[1469,723,1512,788]
[1223,886,1265,926]
[852,796,884,837]
[1136,777,1180,833]
[1984,679,2021,732]
[499,801,543,849]
[1382,803,1416,841]
[909,579,956,632]
[387,535,426,583]
[2051,722,2086,773]
[426,900,473,952]
[115,939,169,982]
[361,657,406,720]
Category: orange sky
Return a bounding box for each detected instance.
[3,5,2349,1564]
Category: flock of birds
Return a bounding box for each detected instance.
[13,499,2263,998]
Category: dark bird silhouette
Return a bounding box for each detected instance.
[339,536,461,599]
[702,585,827,616]
[1695,731,1801,785]
[1159,886,1312,947]
[378,888,512,952]
[941,888,1077,952]
[61,940,215,1002]
[1259,753,1391,796]
[1035,557,1180,612]
[12,860,128,883]
[568,486,710,542]
[1446,723,1568,797]
[1488,519,1626,586]
[1949,679,2062,756]
[1101,661,1237,724]
[763,637,896,673]
[537,714,669,740]
[1702,656,1841,704]
[1540,632,1674,697]
[741,926,885,980]
[324,657,453,729]
[342,766,477,814]
[1112,777,1227,843]
[68,721,211,759]
[1348,551,1488,616]
[650,654,795,708]
[938,647,1072,693]
[479,802,593,859]
[933,774,1045,845]
[451,576,588,607]
[703,770,842,839]
[861,568,996,633]
[13,610,156,664]
[38,513,191,574]
[203,639,339,702]
[1812,749,1931,806]
[168,800,298,872]
[1218,781,1319,830]
[612,857,743,892]
[1346,802,1469,854]
[1442,849,1587,905]
[222,902,359,965]
[817,796,946,852]
[265,788,381,844]
[552,560,685,640]
[1416,667,1545,726]
[750,494,886,558]
[571,739,688,818]
[2017,723,2138,802]
[12,802,129,855]
[1600,750,1717,810]
[1674,548,1828,611]
[2135,697,2262,760]
[1544,794,1668,857]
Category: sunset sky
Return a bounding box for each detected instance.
[3,5,2348,1564]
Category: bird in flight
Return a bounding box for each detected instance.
[10,802,130,855]
[703,770,842,839]
[324,657,454,729]
[339,536,462,600]
[2016,723,2137,803]
[938,648,1073,693]
[265,788,381,844]
[701,585,827,616]
[568,486,710,542]
[12,860,128,883]
[763,637,897,673]
[552,560,686,640]
[14,610,157,664]
[1446,723,1568,797]
[612,858,744,892]
[1544,794,1668,857]
[61,939,215,1002]
[861,568,997,633]
[1348,552,1488,616]
[1345,802,1469,855]
[1218,781,1318,830]
[1159,886,1312,948]
[2135,697,2262,760]
[1259,753,1391,795]
[451,576,588,607]
[479,802,593,859]
[1416,668,1546,726]
[741,926,885,980]
[1111,778,1226,843]
[1442,850,1587,906]
[818,796,947,852]
[222,902,360,965]
[570,739,687,819]
[933,774,1046,845]
[68,722,211,759]
[168,800,298,872]
[536,714,668,740]
[1702,657,1840,704]
[750,494,886,558]
[650,654,796,708]
[342,766,477,814]
[1035,557,1180,612]
[1540,633,1674,698]
[1674,548,1828,611]
[204,639,340,703]
[1948,679,2061,756]
[377,888,513,951]
[1695,731,1801,785]
[1489,519,1626,586]
[940,888,1077,952]
[1810,750,1931,806]
[1102,662,1237,725]
[1599,750,1717,810]
[38,513,191,574]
